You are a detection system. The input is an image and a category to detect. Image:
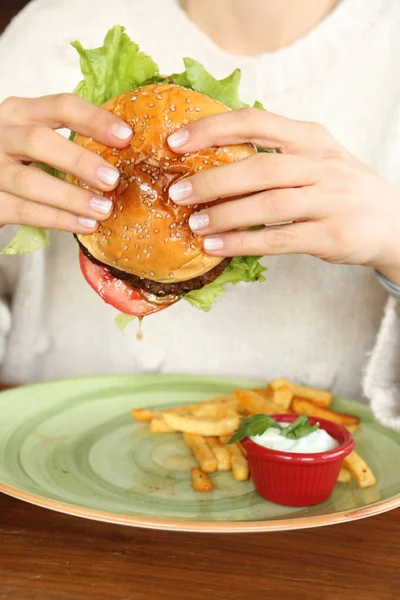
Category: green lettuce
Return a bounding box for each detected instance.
[185,256,266,312]
[1,25,267,312]
[115,312,136,333]
[71,25,159,106]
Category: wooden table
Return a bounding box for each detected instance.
[0,5,399,599]
[0,491,398,600]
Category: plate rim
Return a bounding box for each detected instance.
[0,480,399,533]
[0,374,399,533]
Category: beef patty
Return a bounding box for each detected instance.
[76,237,231,297]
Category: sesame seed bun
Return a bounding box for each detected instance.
[69,84,256,283]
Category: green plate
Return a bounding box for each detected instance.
[0,375,399,533]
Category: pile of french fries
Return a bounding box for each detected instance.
[131,378,376,493]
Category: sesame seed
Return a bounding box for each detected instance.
[154,229,160,234]
[124,257,129,262]
[181,157,186,162]
[203,159,209,164]
[125,159,131,165]
[176,232,182,239]
[135,244,140,250]
[170,105,176,112]
[136,254,141,259]
[166,214,171,218]
[194,107,201,112]
[156,94,162,100]
[140,136,145,141]
[212,161,219,166]
[124,225,128,232]
[169,272,174,277]
[145,234,151,239]
[113,214,117,219]
[197,166,204,171]
[150,271,155,277]
[126,237,130,242]
[96,150,101,155]
[144,113,149,119]
[124,245,128,251]
[129,176,136,182]
[169,223,177,229]
[139,235,144,239]
[186,98,191,104]
[148,103,155,107]
[190,244,196,250]
[186,107,193,113]
[164,238,169,243]
[132,96,138,101]
[183,212,188,218]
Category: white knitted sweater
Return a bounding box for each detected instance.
[0,0,399,429]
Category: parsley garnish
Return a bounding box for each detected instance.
[229,414,319,444]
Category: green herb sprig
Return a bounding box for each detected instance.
[229,414,319,444]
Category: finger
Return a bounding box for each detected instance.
[0,163,113,220]
[169,153,319,205]
[201,223,323,257]
[0,94,133,148]
[0,191,99,233]
[3,126,120,191]
[187,187,321,235]
[168,108,336,155]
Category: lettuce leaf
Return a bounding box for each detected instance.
[115,312,136,333]
[0,225,49,255]
[71,25,159,106]
[172,59,247,109]
[185,256,266,312]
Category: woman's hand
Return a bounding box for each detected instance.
[167,109,400,284]
[0,93,133,233]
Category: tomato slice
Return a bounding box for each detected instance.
[79,251,168,317]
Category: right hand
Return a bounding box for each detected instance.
[0,93,133,233]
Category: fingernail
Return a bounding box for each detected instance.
[204,237,224,251]
[78,217,98,230]
[168,128,190,148]
[89,196,113,215]
[111,123,133,140]
[97,166,120,186]
[189,213,209,231]
[169,180,193,202]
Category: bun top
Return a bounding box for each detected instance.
[70,84,256,283]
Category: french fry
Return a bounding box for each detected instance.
[191,467,214,492]
[131,408,159,423]
[291,398,359,426]
[183,433,218,473]
[163,412,239,436]
[337,467,352,483]
[233,389,286,416]
[270,379,333,408]
[205,437,231,471]
[226,442,249,481]
[191,399,239,419]
[148,416,175,433]
[344,451,376,488]
[271,386,294,411]
[252,386,274,400]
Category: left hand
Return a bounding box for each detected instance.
[167,109,400,283]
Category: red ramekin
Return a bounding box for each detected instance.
[241,414,354,507]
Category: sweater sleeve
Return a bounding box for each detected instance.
[364,296,400,431]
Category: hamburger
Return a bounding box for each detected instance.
[2,26,266,325]
[70,84,258,318]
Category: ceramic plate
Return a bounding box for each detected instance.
[0,375,399,533]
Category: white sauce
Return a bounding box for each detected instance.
[250,422,338,454]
